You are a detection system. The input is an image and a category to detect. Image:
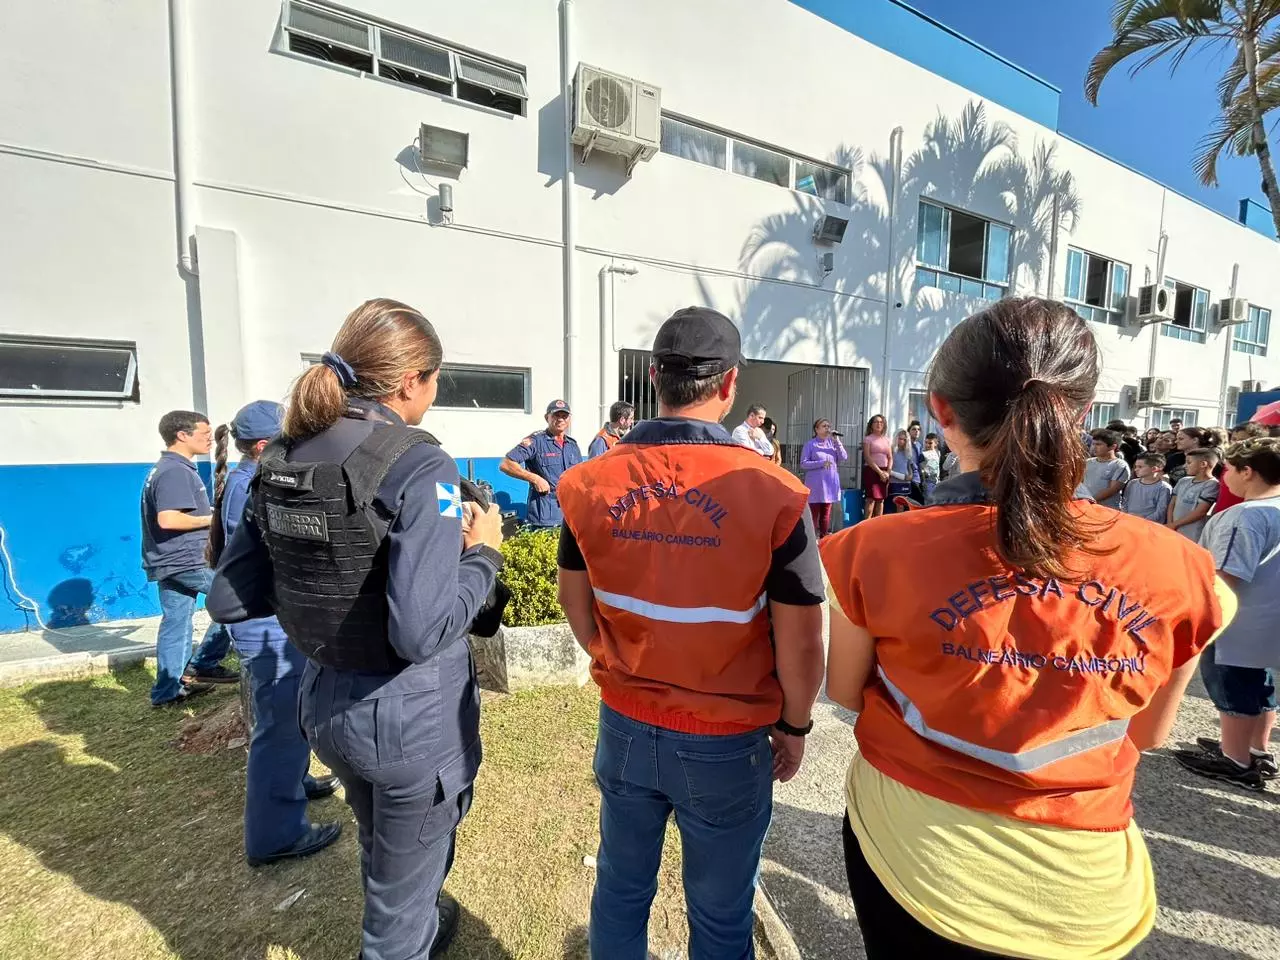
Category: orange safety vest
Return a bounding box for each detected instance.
[595,426,620,451]
[820,472,1222,832]
[557,418,810,734]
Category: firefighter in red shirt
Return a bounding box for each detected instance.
[556,306,826,960]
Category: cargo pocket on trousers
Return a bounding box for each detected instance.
[676,740,770,827]
[419,738,482,849]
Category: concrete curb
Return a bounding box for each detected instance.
[0,645,156,688]
[755,886,803,960]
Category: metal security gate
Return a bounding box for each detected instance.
[618,349,659,421]
[786,366,868,489]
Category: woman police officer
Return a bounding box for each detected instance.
[209,299,504,960]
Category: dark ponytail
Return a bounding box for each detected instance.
[928,297,1110,580]
[205,425,232,567]
[205,426,262,567]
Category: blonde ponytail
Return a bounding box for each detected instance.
[282,298,443,440]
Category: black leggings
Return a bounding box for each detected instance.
[842,815,1014,959]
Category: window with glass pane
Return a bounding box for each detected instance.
[914,200,1010,299]
[1063,248,1127,326]
[732,140,789,186]
[659,117,727,169]
[1150,408,1199,429]
[1162,279,1209,343]
[1085,403,1117,430]
[1110,263,1129,311]
[434,365,528,410]
[916,202,947,268]
[984,223,1010,284]
[1064,249,1084,301]
[1233,305,1269,356]
[0,337,138,399]
[794,161,849,204]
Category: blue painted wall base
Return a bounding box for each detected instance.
[0,456,524,633]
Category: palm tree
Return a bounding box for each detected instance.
[1085,0,1280,239]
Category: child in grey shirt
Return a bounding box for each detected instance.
[1173,436,1280,790]
[1084,429,1131,509]
[1168,448,1220,543]
[1123,453,1172,523]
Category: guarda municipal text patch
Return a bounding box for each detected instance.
[266,503,330,542]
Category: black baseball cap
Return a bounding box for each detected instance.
[546,399,571,415]
[651,307,742,377]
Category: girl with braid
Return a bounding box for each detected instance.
[208,401,343,867]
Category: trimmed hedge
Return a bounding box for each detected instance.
[499,529,565,627]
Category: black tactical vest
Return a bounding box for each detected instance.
[252,425,428,672]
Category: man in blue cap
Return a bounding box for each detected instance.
[209,400,343,866]
[500,399,583,528]
[140,410,240,706]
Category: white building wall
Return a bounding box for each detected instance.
[2,0,1279,630]
[6,0,1277,464]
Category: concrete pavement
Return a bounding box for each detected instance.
[0,611,212,686]
[759,679,1280,959]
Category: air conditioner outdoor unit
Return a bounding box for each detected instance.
[572,63,661,174]
[1132,284,1175,325]
[1216,297,1249,326]
[1225,385,1241,411]
[1241,379,1265,393]
[1137,376,1172,407]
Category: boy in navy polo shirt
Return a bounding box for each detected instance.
[141,410,238,706]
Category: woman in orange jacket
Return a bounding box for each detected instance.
[820,297,1231,959]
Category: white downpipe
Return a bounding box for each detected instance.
[560,0,577,406]
[1046,194,1061,297]
[599,263,638,424]
[880,127,904,416]
[1146,230,1169,385]
[1218,263,1240,424]
[169,0,198,275]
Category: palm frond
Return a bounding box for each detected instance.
[1193,81,1280,183]
[1087,21,1226,102]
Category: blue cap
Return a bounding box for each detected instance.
[231,400,284,441]
[546,399,571,415]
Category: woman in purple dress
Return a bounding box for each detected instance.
[801,418,849,537]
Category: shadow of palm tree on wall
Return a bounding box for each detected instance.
[729,100,1083,377]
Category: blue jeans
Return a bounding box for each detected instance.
[589,704,773,960]
[151,566,231,704]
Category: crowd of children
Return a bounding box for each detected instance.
[1083,419,1280,792]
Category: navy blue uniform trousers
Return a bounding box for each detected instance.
[238,638,313,858]
[301,654,480,960]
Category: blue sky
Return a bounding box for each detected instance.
[796,0,1266,225]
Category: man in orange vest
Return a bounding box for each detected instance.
[556,306,826,960]
[588,401,635,458]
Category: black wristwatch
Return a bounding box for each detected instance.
[773,717,814,737]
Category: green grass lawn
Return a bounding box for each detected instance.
[0,665,774,959]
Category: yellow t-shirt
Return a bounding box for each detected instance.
[846,753,1155,959]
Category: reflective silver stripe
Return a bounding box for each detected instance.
[877,668,1129,773]
[593,589,767,625]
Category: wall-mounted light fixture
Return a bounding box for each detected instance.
[419,123,469,168]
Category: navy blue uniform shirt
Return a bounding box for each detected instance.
[141,451,211,582]
[505,430,583,527]
[219,459,297,676]
[207,403,501,699]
